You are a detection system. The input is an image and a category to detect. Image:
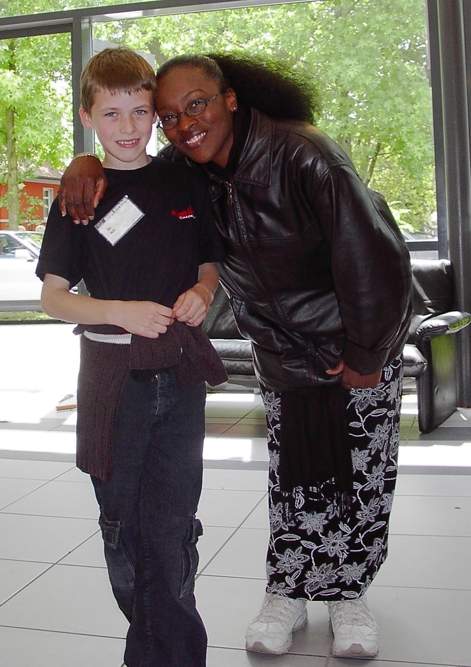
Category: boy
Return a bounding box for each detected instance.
[36,47,226,667]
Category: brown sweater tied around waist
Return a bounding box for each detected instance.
[75,322,227,481]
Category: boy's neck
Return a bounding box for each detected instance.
[102,153,152,170]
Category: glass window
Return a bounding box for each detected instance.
[0,31,71,314]
[43,187,54,221]
[92,0,436,246]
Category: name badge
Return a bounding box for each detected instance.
[95,195,144,246]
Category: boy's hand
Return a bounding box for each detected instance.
[58,155,107,224]
[326,360,382,389]
[173,283,214,327]
[110,301,174,338]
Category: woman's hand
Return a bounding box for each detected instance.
[173,283,214,327]
[58,155,107,224]
[110,301,174,338]
[326,360,382,389]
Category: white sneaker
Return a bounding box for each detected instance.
[245,593,307,655]
[327,598,379,658]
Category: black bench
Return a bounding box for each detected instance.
[204,259,471,433]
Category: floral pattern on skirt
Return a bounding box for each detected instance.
[262,357,403,601]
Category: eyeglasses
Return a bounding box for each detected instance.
[157,94,219,130]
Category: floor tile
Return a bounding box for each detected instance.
[0,478,46,510]
[374,534,471,590]
[203,468,268,491]
[390,495,471,536]
[240,498,269,530]
[204,437,269,464]
[0,513,97,561]
[198,489,265,527]
[396,473,471,496]
[0,459,74,480]
[398,441,471,470]
[53,466,89,483]
[3,480,98,519]
[0,626,125,667]
[60,531,104,568]
[206,422,237,435]
[208,647,326,666]
[328,661,444,667]
[439,407,471,427]
[0,428,76,456]
[198,526,236,572]
[367,586,471,664]
[197,575,331,656]
[0,560,50,604]
[203,528,268,579]
[223,423,268,438]
[205,400,258,420]
[0,564,127,637]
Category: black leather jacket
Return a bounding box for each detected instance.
[162,108,412,391]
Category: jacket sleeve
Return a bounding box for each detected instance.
[307,161,412,374]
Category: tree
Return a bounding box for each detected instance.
[0,0,76,229]
[0,0,435,233]
[94,0,435,232]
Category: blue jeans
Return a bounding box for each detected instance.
[91,368,207,667]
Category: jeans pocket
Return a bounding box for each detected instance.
[99,513,135,583]
[179,516,203,599]
[99,513,121,549]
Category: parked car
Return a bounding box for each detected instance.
[0,230,42,305]
[13,230,44,251]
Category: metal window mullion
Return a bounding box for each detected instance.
[71,16,93,155]
[436,0,471,406]
[426,0,447,259]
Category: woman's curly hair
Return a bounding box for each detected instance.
[156,53,320,123]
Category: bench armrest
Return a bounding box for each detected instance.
[414,311,471,341]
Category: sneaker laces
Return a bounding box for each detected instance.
[254,595,304,626]
[328,600,377,630]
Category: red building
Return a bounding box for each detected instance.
[0,165,61,229]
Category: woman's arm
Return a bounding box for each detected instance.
[58,155,107,223]
[41,274,174,338]
[173,262,219,326]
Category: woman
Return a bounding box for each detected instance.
[60,54,411,659]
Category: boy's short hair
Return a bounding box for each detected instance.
[80,47,156,112]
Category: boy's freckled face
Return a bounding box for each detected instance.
[79,88,157,170]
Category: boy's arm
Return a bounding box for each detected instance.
[58,155,107,223]
[42,274,174,339]
[173,262,219,327]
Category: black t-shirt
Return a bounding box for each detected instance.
[37,158,224,308]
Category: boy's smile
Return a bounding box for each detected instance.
[80,88,157,170]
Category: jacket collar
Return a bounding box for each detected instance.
[233,108,273,188]
[202,108,273,188]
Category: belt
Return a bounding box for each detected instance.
[83,330,132,345]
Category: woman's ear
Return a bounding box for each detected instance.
[79,106,93,129]
[224,88,238,112]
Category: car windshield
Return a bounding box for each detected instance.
[14,231,43,250]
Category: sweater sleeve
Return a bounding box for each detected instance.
[307,161,412,373]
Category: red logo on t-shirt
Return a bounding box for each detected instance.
[171,206,196,221]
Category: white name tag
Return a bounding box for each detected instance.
[95,195,144,246]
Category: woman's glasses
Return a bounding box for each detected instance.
[157,94,219,130]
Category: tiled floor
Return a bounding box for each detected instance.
[0,323,470,666]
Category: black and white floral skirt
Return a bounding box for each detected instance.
[261,357,403,601]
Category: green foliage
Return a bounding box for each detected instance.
[1,0,436,234]
[94,0,435,233]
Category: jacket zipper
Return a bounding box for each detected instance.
[225,180,246,243]
[224,179,285,318]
